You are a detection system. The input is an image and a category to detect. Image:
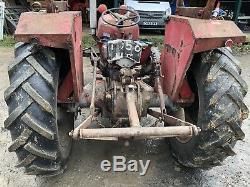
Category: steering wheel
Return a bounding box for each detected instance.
[101,8,140,28]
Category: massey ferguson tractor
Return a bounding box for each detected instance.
[4,0,249,175]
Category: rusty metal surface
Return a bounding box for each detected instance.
[176,0,185,7]
[176,0,216,19]
[161,16,194,101]
[96,14,139,40]
[52,1,68,12]
[176,7,209,19]
[68,13,83,102]
[71,115,93,138]
[161,15,246,101]
[190,20,246,52]
[15,11,84,101]
[58,71,73,102]
[178,78,194,102]
[76,126,198,139]
[126,86,141,128]
[45,0,57,13]
[81,80,106,108]
[147,108,197,129]
[70,110,101,139]
[156,77,166,116]
[15,12,80,48]
[108,81,130,118]
[89,49,99,115]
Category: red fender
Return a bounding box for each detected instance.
[161,15,246,102]
[15,12,83,102]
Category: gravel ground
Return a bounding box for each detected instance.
[0,47,249,187]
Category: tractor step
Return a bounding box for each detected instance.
[69,125,200,140]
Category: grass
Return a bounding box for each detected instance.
[232,33,250,55]
[82,34,97,49]
[1,33,249,55]
[246,34,250,42]
[0,33,164,48]
[140,34,164,49]
[0,34,98,49]
[0,35,15,47]
[82,33,165,49]
[232,43,250,55]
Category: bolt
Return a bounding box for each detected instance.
[124,140,130,147]
[120,69,125,75]
[128,85,136,89]
[106,93,112,99]
[192,126,201,136]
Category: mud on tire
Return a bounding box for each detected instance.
[169,47,249,168]
[4,43,73,175]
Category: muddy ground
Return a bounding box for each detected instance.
[0,47,249,187]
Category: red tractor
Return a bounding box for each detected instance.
[4,0,248,175]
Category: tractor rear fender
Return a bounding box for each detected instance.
[161,15,246,102]
[15,11,83,102]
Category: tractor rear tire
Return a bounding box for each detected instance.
[169,48,249,168]
[4,43,73,175]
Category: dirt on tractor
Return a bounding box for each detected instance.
[0,47,249,187]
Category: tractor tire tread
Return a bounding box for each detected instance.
[170,47,248,168]
[26,163,61,175]
[4,43,65,175]
[16,154,37,168]
[24,142,57,160]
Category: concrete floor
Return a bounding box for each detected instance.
[0,47,250,187]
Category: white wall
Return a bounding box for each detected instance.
[0,2,4,40]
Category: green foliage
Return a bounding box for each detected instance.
[232,43,250,55]
[0,35,15,47]
[246,34,250,42]
[82,33,165,50]
[1,33,249,55]
[82,34,97,49]
[140,34,164,50]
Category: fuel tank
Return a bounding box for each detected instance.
[96,14,139,40]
